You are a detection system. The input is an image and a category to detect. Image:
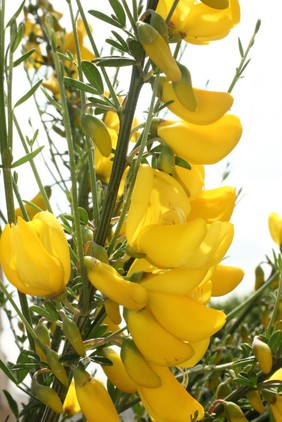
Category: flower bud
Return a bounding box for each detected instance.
[63,380,81,416]
[101,347,138,393]
[0,212,71,298]
[33,378,63,414]
[252,336,273,374]
[268,212,282,247]
[80,114,112,157]
[45,346,69,386]
[61,311,86,357]
[34,320,51,361]
[254,265,265,290]
[157,143,175,175]
[137,21,181,82]
[72,366,120,421]
[172,63,197,111]
[149,10,168,41]
[224,401,248,421]
[246,390,265,414]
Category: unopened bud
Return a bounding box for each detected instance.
[33,378,63,414]
[252,336,273,374]
[224,401,248,421]
[246,389,265,414]
[45,346,69,386]
[61,311,86,357]
[137,21,181,82]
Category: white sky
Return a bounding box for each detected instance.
[2,0,282,301]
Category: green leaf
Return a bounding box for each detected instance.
[43,300,59,321]
[175,156,191,170]
[238,37,244,58]
[13,49,36,68]
[3,390,19,417]
[88,10,122,28]
[11,146,44,168]
[14,350,40,383]
[94,56,136,67]
[14,79,43,108]
[6,0,25,28]
[106,38,128,53]
[30,305,53,320]
[109,0,126,27]
[78,207,89,224]
[64,77,101,95]
[0,359,18,384]
[81,61,104,94]
[112,31,129,51]
[11,23,24,53]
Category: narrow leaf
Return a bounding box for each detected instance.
[64,77,101,95]
[238,37,244,58]
[94,56,136,67]
[3,390,19,417]
[6,0,25,28]
[175,156,191,170]
[14,79,43,108]
[106,38,128,53]
[13,49,36,68]
[0,360,18,384]
[81,61,104,94]
[112,31,129,51]
[109,0,126,27]
[11,146,44,168]
[88,10,122,28]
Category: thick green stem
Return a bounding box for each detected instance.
[94,66,144,246]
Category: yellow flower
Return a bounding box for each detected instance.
[0,212,71,297]
[210,264,244,296]
[63,380,81,416]
[156,0,240,44]
[126,165,233,269]
[158,77,234,125]
[157,115,242,165]
[138,363,204,421]
[268,212,282,246]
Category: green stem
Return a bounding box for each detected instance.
[45,19,88,310]
[227,271,280,321]
[107,73,160,256]
[228,19,261,93]
[0,0,15,223]
[94,65,144,247]
[267,272,282,329]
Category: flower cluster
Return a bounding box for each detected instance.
[1,1,271,421]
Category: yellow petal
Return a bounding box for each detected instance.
[211,264,244,296]
[148,290,226,342]
[138,364,204,421]
[159,78,234,125]
[137,219,207,268]
[157,115,242,165]
[177,337,210,368]
[268,212,282,246]
[188,186,236,222]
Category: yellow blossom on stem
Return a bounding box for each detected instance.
[63,380,81,416]
[156,0,240,45]
[157,115,242,165]
[138,363,205,421]
[158,77,234,125]
[210,264,244,296]
[0,212,71,297]
[268,212,282,246]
